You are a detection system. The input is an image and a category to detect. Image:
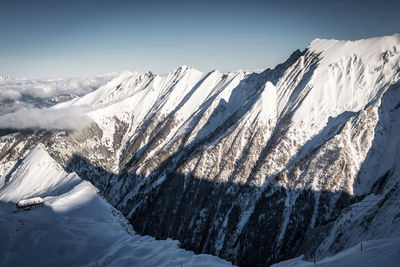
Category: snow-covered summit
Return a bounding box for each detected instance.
[309,33,400,61]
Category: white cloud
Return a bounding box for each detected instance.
[0,74,117,101]
[0,106,93,130]
[0,89,21,101]
[0,73,122,129]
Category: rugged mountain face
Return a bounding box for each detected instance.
[1,34,400,266]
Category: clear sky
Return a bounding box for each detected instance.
[1,0,399,78]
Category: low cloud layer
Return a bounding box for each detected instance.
[0,73,119,130]
[0,74,116,102]
[0,106,93,130]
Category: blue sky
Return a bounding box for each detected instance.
[1,0,399,78]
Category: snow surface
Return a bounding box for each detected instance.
[0,146,233,267]
[272,238,400,267]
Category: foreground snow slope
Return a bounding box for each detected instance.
[272,238,400,267]
[0,146,233,267]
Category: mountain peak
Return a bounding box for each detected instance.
[308,34,400,58]
[166,65,203,78]
[0,75,14,81]
[178,64,190,70]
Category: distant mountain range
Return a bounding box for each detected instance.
[0,75,14,81]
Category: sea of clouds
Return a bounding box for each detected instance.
[0,74,117,129]
[0,74,116,102]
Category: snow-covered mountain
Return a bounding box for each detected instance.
[0,145,233,267]
[0,75,14,82]
[1,34,400,266]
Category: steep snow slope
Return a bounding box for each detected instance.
[1,34,400,266]
[0,146,233,267]
[0,145,81,202]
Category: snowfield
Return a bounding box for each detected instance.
[0,146,233,267]
[272,238,400,267]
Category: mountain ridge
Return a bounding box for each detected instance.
[0,34,399,266]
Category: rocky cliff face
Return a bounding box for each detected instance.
[1,34,400,266]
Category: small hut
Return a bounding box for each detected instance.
[16,197,44,209]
